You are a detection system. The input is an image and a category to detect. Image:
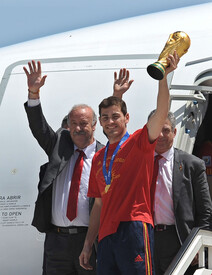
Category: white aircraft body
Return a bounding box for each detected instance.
[0,3,212,274]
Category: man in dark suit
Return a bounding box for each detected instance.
[149,110,212,275]
[23,60,132,275]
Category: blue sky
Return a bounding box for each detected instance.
[1,0,211,48]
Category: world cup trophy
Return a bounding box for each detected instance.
[147,31,191,80]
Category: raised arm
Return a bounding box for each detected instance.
[147,51,179,142]
[23,60,47,100]
[23,61,57,156]
[113,68,134,99]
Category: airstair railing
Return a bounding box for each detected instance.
[164,227,212,275]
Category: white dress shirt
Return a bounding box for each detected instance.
[154,146,175,225]
[52,141,96,227]
[28,98,40,107]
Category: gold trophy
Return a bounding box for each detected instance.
[147,31,191,80]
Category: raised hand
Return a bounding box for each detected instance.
[23,60,47,96]
[113,68,134,99]
[164,50,180,77]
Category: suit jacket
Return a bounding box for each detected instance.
[24,102,104,233]
[172,148,212,244]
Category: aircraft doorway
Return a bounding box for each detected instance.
[192,77,212,199]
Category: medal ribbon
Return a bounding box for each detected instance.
[103,131,130,186]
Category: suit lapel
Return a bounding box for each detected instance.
[41,139,103,195]
[95,140,104,152]
[173,148,184,210]
[59,139,103,175]
[58,140,74,175]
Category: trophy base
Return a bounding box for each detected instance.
[147,62,165,80]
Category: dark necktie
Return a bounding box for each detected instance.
[150,154,163,214]
[67,149,85,221]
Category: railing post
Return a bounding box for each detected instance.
[198,246,205,268]
[208,247,212,269]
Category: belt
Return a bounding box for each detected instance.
[52,225,88,234]
[154,224,175,232]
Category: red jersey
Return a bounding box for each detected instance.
[88,125,156,242]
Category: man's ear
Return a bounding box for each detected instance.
[92,121,97,131]
[125,113,130,124]
[99,116,102,126]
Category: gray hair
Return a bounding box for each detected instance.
[68,104,97,127]
[148,109,176,131]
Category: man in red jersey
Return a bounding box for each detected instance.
[79,52,179,275]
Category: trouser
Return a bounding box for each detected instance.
[97,221,155,275]
[43,226,96,275]
[154,225,198,275]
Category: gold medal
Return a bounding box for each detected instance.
[105,184,111,193]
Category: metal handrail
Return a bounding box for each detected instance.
[165,227,212,275]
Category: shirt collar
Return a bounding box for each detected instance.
[154,146,174,161]
[74,139,96,159]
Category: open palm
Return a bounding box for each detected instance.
[113,68,133,98]
[23,60,47,93]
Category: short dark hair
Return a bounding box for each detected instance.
[99,96,127,116]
